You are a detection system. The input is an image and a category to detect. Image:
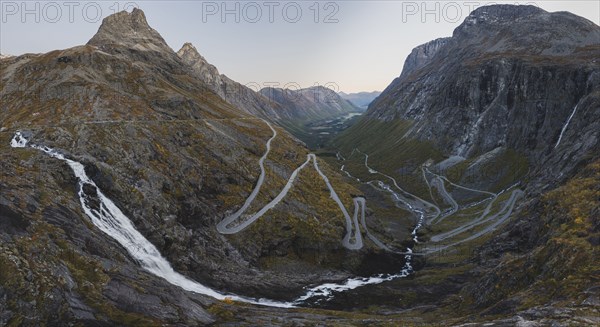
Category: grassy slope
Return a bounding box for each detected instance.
[329,118,443,200]
[459,160,600,314]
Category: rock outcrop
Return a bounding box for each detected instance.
[87,8,173,53]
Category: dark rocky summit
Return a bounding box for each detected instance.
[87,8,172,53]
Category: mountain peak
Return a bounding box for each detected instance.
[177,42,204,61]
[470,4,546,20]
[454,5,546,34]
[176,42,221,85]
[180,42,197,53]
[87,8,171,52]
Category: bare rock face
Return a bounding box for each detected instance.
[399,37,450,79]
[87,8,172,53]
[177,43,223,88]
[367,4,600,184]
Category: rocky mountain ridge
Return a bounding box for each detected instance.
[177,42,361,124]
[260,85,361,121]
[176,42,286,120]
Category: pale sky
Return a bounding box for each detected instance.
[1,1,598,93]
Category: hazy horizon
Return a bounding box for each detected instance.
[1,1,598,93]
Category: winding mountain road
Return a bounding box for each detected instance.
[422,166,495,225]
[339,149,523,255]
[422,189,523,253]
[429,188,520,243]
[215,120,365,250]
[417,167,523,253]
[430,176,459,220]
[356,149,441,219]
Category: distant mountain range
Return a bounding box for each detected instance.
[338,91,381,109]
[177,42,360,124]
[260,86,361,122]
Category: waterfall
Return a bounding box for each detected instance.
[555,103,580,149]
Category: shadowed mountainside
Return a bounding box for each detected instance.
[329,4,599,323]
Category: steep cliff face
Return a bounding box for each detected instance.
[398,37,450,79]
[329,5,600,322]
[350,5,599,187]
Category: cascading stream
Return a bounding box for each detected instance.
[10,130,424,307]
[555,101,581,149]
[10,131,293,308]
